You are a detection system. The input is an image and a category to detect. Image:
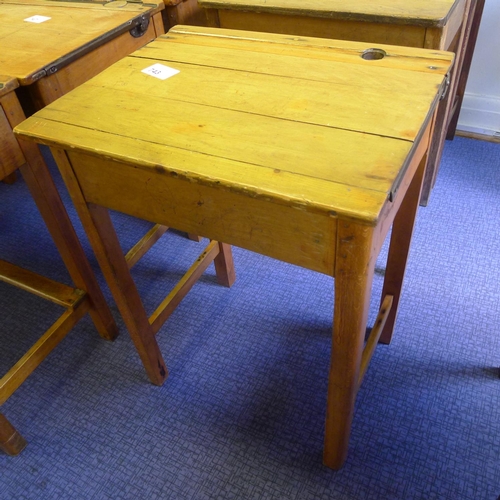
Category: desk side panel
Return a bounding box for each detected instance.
[200,0,458,26]
[217,11,426,47]
[164,0,209,29]
[68,152,337,276]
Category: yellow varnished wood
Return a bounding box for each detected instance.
[17,29,452,230]
[1,0,156,11]
[0,75,19,97]
[30,21,163,107]
[214,242,235,287]
[149,240,220,333]
[0,260,85,307]
[14,27,453,468]
[34,84,415,192]
[197,0,470,206]
[119,54,443,138]
[70,151,339,275]
[163,0,208,28]
[0,414,27,456]
[1,62,123,451]
[424,0,466,50]
[3,89,118,341]
[14,118,388,227]
[216,10,427,46]
[0,0,164,85]
[0,76,24,180]
[358,294,393,389]
[161,26,453,71]
[125,224,169,269]
[0,0,167,457]
[199,0,461,26]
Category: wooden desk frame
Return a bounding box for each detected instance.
[1,0,166,110]
[1,0,166,455]
[15,27,451,469]
[0,77,119,456]
[446,0,485,140]
[43,116,430,469]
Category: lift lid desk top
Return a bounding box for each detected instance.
[0,0,164,103]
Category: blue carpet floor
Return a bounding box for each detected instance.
[1,137,499,499]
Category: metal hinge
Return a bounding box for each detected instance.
[439,74,450,101]
[129,15,150,37]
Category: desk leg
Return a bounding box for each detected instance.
[2,172,17,184]
[214,242,236,288]
[446,0,486,140]
[324,222,376,469]
[0,414,27,456]
[50,147,168,385]
[379,154,427,345]
[17,150,118,341]
[86,203,169,385]
[2,91,118,341]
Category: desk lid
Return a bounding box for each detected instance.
[0,0,164,84]
[15,26,453,224]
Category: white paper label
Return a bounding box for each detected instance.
[141,64,179,80]
[24,15,51,23]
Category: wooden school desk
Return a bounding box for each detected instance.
[0,76,119,455]
[198,0,481,205]
[0,0,165,110]
[0,0,165,454]
[15,26,453,469]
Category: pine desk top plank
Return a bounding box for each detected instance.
[15,26,453,468]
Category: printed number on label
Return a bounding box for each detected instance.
[141,64,180,81]
[24,15,51,23]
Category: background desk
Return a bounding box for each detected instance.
[0,0,165,110]
[199,0,484,205]
[0,0,165,454]
[0,75,119,455]
[15,26,453,469]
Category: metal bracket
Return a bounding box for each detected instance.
[439,74,451,101]
[129,15,149,37]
